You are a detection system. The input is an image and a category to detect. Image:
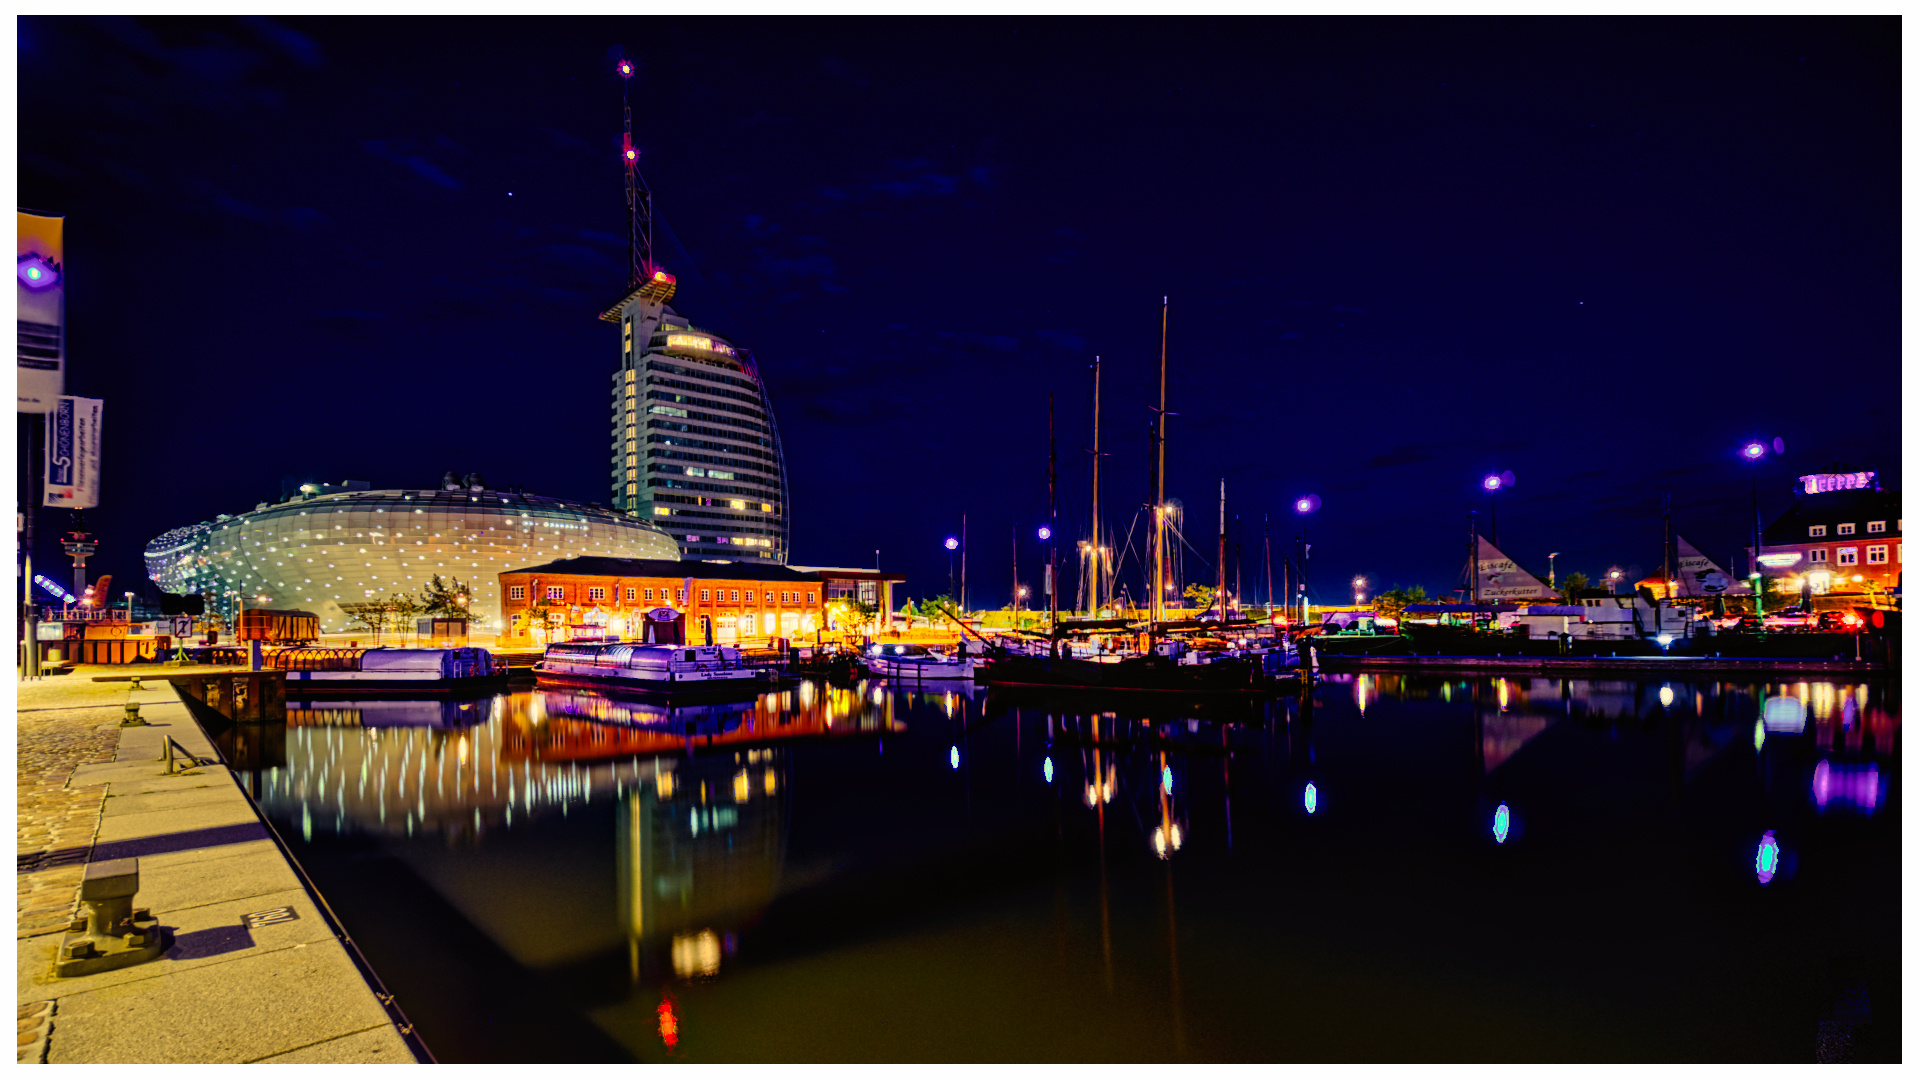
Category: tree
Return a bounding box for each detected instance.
[339,601,394,645]
[386,592,421,645]
[1182,583,1215,614]
[1558,572,1589,606]
[826,597,877,633]
[418,575,474,621]
[1373,585,1428,621]
[912,595,959,622]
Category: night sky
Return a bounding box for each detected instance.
[17,17,1902,610]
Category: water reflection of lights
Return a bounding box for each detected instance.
[656,996,679,1050]
[1492,802,1510,844]
[732,769,751,803]
[1304,782,1318,814]
[1161,765,1173,795]
[1084,765,1116,807]
[949,745,960,769]
[1658,685,1674,709]
[671,929,723,979]
[1355,674,1371,716]
[1755,831,1781,885]
[1043,756,1053,783]
[1753,720,1766,753]
[1151,822,1184,858]
[1762,696,1806,734]
[1496,679,1509,711]
[1812,760,1881,813]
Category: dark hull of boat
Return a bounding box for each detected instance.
[279,674,511,696]
[532,668,773,701]
[985,654,1277,695]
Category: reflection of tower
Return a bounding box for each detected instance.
[616,747,788,985]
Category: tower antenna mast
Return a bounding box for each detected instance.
[618,56,655,287]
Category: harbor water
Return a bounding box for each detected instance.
[228,674,1900,1061]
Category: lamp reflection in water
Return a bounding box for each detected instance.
[1812,760,1882,814]
[1755,831,1781,885]
[1493,802,1511,844]
[1304,781,1318,814]
[1043,756,1053,783]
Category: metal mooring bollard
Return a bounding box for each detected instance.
[53,858,170,977]
[122,702,148,727]
[129,675,143,692]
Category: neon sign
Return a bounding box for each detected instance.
[1799,471,1875,495]
[32,575,75,603]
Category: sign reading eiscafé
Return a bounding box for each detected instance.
[1799,471,1876,495]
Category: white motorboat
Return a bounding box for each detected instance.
[861,643,977,681]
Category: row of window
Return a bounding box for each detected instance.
[647,392,771,431]
[510,584,817,604]
[647,372,765,410]
[645,357,762,396]
[1808,521,1892,538]
[1805,544,1895,566]
[648,417,776,449]
[649,447,779,479]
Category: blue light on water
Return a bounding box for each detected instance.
[1304,782,1318,815]
[1161,766,1173,795]
[1043,757,1053,783]
[949,746,959,769]
[1493,802,1510,844]
[1755,830,1780,884]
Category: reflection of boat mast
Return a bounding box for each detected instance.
[1093,713,1114,993]
[1159,747,1187,1057]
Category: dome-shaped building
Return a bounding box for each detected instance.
[145,478,680,633]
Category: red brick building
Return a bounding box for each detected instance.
[499,557,831,646]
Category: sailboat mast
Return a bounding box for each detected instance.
[1217,479,1228,620]
[1263,514,1273,612]
[1047,393,1059,652]
[1152,297,1170,634]
[1089,355,1101,617]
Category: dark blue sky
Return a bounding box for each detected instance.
[18,17,1901,608]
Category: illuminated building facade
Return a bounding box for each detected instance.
[1756,478,1900,599]
[602,274,788,562]
[144,477,680,633]
[497,556,825,645]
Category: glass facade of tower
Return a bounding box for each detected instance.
[608,293,788,562]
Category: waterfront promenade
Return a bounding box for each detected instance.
[15,665,419,1064]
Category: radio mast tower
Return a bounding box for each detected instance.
[617,56,656,287]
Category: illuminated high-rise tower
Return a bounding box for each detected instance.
[600,58,788,562]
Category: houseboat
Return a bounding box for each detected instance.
[532,641,774,696]
[271,646,504,694]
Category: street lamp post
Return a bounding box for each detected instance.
[1352,576,1367,607]
[1293,494,1320,626]
[1548,552,1560,589]
[1741,438,1785,616]
[1608,569,1623,596]
[944,535,959,603]
[1481,471,1514,547]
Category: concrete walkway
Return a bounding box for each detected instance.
[15,667,420,1063]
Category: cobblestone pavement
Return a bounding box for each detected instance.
[15,673,129,1063]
